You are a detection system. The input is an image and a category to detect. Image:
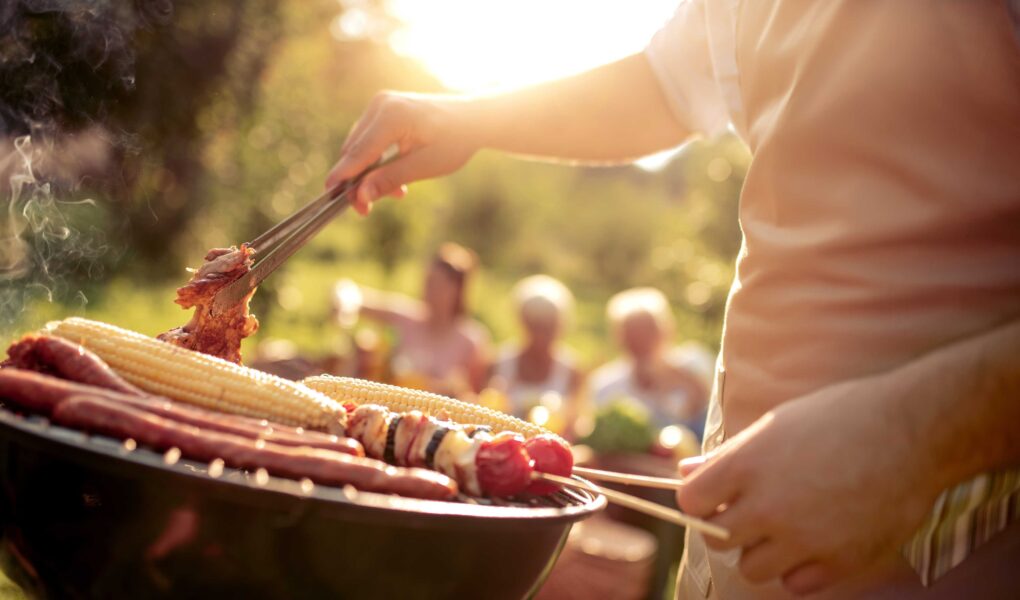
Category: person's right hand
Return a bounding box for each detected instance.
[326,92,479,215]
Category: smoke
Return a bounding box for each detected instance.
[0,135,110,328]
[0,0,175,331]
[0,0,175,139]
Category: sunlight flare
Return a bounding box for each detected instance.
[386,0,681,93]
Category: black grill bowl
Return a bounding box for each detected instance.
[0,408,604,599]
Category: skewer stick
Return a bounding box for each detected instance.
[534,472,730,541]
[571,466,685,490]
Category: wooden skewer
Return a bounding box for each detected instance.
[572,466,685,490]
[534,472,730,541]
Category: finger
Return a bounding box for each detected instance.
[675,453,742,519]
[676,455,706,510]
[351,183,406,213]
[328,130,368,190]
[701,502,762,551]
[782,561,836,597]
[679,455,707,478]
[340,106,381,157]
[339,118,365,157]
[337,91,389,158]
[326,113,402,188]
[350,183,372,216]
[738,539,806,585]
[355,150,450,204]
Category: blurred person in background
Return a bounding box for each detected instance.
[488,275,583,436]
[591,287,711,441]
[331,242,491,397]
[324,2,1020,597]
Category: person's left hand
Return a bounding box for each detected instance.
[676,374,943,596]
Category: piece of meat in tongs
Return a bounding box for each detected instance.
[160,146,395,364]
[158,245,259,364]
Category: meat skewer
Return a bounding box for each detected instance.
[306,375,689,492]
[345,402,728,539]
[346,404,573,497]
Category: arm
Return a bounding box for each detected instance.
[332,280,423,329]
[326,53,689,213]
[455,53,689,162]
[675,317,1020,596]
[891,317,1020,489]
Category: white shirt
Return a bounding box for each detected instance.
[645,0,1020,593]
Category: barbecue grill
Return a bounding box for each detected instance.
[0,405,604,599]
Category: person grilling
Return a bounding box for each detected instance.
[322,1,1020,597]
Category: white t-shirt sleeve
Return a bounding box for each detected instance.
[644,0,732,136]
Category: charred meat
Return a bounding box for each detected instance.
[158,245,259,363]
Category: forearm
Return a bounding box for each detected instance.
[357,287,422,325]
[886,317,1020,491]
[457,53,690,163]
[328,52,692,206]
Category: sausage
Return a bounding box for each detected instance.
[53,395,457,500]
[0,368,92,415]
[0,369,363,456]
[3,335,143,396]
[115,396,364,456]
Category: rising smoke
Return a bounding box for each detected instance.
[0,0,174,331]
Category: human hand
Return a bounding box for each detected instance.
[325,92,479,215]
[676,375,942,596]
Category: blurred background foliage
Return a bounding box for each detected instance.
[4,0,748,367]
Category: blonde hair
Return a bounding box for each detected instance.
[513,275,574,327]
[607,287,674,332]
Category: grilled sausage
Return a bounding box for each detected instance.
[0,368,91,414]
[3,335,143,395]
[117,397,365,456]
[0,369,363,456]
[53,395,457,500]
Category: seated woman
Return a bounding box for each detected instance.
[331,243,491,398]
[489,275,583,431]
[590,288,711,440]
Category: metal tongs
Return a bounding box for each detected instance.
[210,146,398,315]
